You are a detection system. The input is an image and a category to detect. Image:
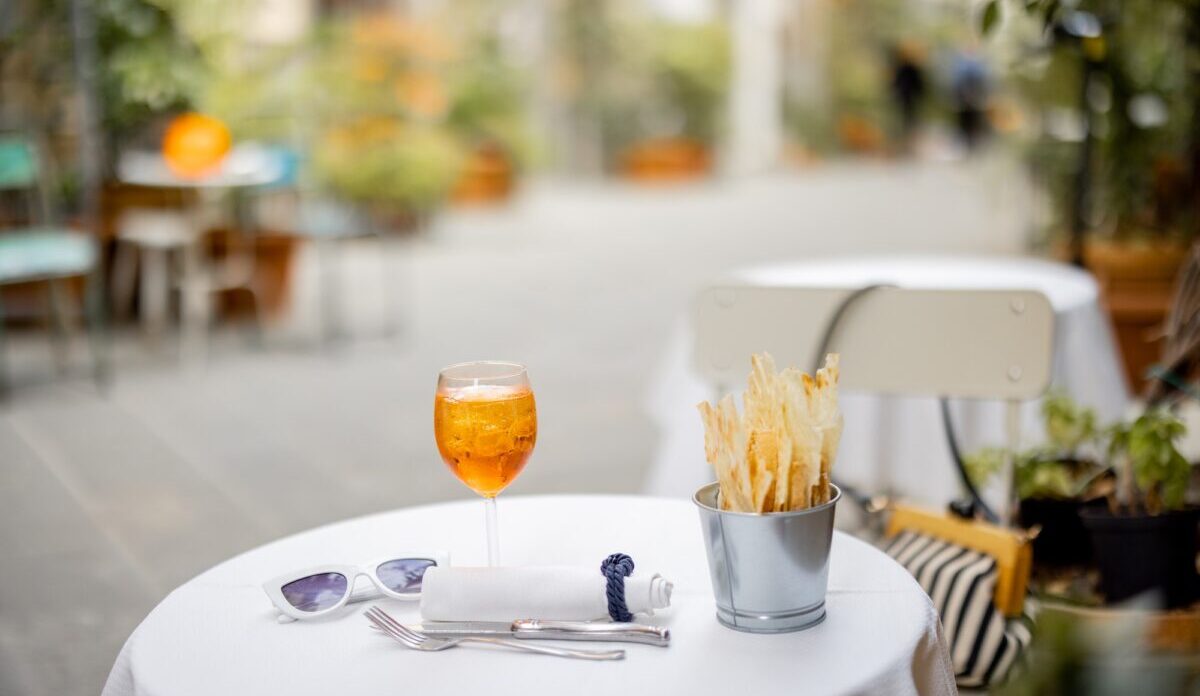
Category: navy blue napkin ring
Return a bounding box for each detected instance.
[601,553,635,622]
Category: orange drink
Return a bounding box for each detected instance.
[434,385,537,498]
[434,361,535,565]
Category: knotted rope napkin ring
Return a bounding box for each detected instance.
[601,553,635,622]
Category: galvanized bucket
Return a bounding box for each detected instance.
[693,482,840,633]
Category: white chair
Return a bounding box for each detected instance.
[111,208,195,338]
[692,284,1056,524]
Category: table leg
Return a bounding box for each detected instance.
[140,246,170,343]
[85,268,112,394]
[179,241,209,366]
[45,279,72,374]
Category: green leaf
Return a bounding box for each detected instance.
[1115,408,1191,512]
[1042,0,1060,32]
[981,0,1001,35]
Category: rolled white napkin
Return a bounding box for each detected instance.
[419,566,673,622]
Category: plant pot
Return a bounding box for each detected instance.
[1080,506,1200,609]
[451,146,515,205]
[1082,238,1189,392]
[835,115,886,155]
[619,138,711,183]
[1019,497,1106,567]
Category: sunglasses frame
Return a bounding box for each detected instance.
[263,552,449,621]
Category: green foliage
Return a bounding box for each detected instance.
[202,11,526,210]
[966,446,1087,500]
[968,392,1192,512]
[1042,391,1098,452]
[1015,457,1080,499]
[559,2,730,158]
[651,22,731,144]
[95,0,211,138]
[1109,409,1191,511]
[981,0,1002,36]
[313,122,465,212]
[444,41,534,167]
[994,0,1194,237]
[964,447,1009,490]
[0,0,214,152]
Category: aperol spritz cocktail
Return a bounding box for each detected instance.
[434,362,536,565]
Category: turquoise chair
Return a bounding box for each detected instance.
[0,133,110,397]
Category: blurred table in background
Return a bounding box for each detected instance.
[114,147,283,360]
[102,495,955,696]
[644,255,1129,513]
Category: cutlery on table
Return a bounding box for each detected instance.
[365,607,626,661]
[412,619,670,646]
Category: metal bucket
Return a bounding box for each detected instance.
[693,482,840,633]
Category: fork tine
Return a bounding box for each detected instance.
[363,608,396,634]
[365,609,421,648]
[364,608,404,638]
[366,606,419,641]
[369,607,426,644]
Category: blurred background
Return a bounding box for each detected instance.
[2,0,1199,693]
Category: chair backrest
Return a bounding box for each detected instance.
[693,285,1055,400]
[0,135,39,190]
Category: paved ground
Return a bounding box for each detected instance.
[0,159,1033,695]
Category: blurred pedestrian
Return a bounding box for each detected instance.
[950,48,991,151]
[889,42,927,155]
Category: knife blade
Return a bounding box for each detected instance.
[413,620,670,646]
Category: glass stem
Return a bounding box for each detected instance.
[484,496,500,566]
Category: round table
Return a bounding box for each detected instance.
[116,147,284,362]
[644,255,1130,510]
[102,495,956,696]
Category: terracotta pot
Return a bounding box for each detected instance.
[835,115,886,155]
[1083,238,1190,392]
[451,146,515,205]
[619,138,712,183]
[1083,238,1189,283]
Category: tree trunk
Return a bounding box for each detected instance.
[70,0,104,226]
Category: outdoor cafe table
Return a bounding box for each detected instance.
[102,495,957,696]
[116,149,282,362]
[645,255,1130,509]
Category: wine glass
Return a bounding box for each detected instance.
[434,361,537,566]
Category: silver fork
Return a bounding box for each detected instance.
[364,607,625,661]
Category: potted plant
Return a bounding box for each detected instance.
[966,393,1112,567]
[286,14,468,225]
[552,3,729,182]
[988,0,1195,390]
[618,21,728,181]
[1081,408,1199,608]
[444,42,532,204]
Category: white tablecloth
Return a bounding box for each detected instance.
[644,255,1129,511]
[103,495,956,696]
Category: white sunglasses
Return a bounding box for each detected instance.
[263,552,449,622]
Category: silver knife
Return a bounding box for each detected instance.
[414,620,670,646]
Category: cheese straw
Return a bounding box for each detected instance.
[697,353,842,513]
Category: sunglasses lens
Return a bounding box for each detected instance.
[281,572,348,613]
[376,558,436,594]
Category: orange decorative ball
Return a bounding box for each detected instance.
[162,113,231,178]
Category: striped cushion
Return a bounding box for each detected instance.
[885,531,1032,689]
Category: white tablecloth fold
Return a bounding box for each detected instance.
[420,565,672,621]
